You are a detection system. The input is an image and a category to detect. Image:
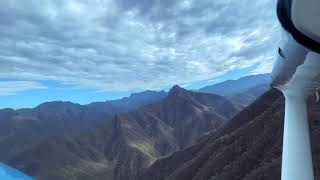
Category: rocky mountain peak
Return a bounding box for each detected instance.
[168,85,189,97]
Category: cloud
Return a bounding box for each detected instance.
[0,0,279,92]
[0,81,47,96]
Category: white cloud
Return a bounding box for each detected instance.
[0,0,279,92]
[250,57,275,75]
[0,81,47,96]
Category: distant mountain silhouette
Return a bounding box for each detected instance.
[198,74,271,105]
[88,90,167,113]
[0,90,166,162]
[229,83,270,106]
[141,89,320,180]
[9,86,240,180]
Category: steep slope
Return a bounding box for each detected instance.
[10,86,240,180]
[0,90,166,162]
[142,89,320,180]
[0,102,106,163]
[198,74,271,105]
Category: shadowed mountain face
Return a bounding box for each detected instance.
[9,86,240,180]
[0,90,167,162]
[141,89,320,180]
[199,74,271,106]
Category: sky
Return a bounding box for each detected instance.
[0,0,280,109]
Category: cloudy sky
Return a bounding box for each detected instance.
[0,0,279,108]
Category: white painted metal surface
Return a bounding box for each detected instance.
[278,52,320,180]
[281,90,314,180]
[292,0,320,43]
[273,1,320,179]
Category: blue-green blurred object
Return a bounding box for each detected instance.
[0,163,33,180]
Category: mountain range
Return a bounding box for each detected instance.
[0,74,273,180]
[9,86,240,180]
[198,74,271,106]
[0,90,167,162]
[198,73,270,96]
[141,89,320,180]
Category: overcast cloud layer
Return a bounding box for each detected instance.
[0,0,279,92]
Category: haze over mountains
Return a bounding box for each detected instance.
[0,74,273,180]
[0,90,166,162]
[198,74,270,96]
[0,0,281,179]
[198,73,271,106]
[9,86,240,180]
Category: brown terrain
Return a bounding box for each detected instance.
[9,86,240,180]
[0,90,167,163]
[142,89,320,180]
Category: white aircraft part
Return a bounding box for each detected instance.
[271,32,309,88]
[283,52,320,92]
[281,90,314,180]
[279,52,320,180]
[291,0,320,43]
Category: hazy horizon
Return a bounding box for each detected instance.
[2,73,270,109]
[0,0,278,109]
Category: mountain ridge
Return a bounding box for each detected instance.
[141,89,320,180]
[0,90,167,163]
[198,74,270,97]
[9,86,241,180]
